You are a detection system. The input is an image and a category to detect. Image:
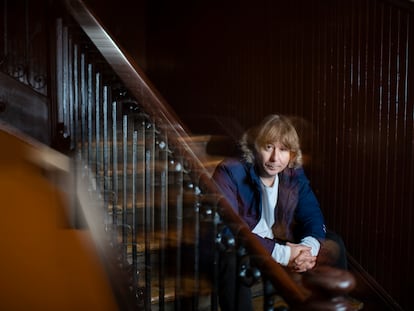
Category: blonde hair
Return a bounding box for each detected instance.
[239,114,302,168]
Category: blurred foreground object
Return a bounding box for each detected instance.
[0,123,118,311]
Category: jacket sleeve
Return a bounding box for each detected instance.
[293,168,326,240]
[212,161,279,256]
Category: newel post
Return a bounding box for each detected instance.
[295,265,358,310]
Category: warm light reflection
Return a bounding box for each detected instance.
[0,127,118,311]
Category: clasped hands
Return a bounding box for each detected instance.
[286,242,316,273]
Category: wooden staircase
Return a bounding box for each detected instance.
[1,0,400,309]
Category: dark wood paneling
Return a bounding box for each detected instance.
[146,0,414,309]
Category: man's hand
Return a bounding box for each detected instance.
[286,242,317,273]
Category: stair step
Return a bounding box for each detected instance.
[150,276,213,310]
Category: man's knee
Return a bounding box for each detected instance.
[317,231,348,270]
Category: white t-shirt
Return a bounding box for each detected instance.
[252,175,320,266]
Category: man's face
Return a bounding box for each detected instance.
[256,142,291,179]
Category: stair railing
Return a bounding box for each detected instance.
[56,1,357,310]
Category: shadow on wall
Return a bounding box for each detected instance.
[181,113,245,158]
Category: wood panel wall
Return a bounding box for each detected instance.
[146,0,414,308]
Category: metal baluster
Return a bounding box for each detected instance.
[72,44,79,150]
[112,101,119,243]
[144,120,155,310]
[62,24,69,134]
[103,86,110,228]
[131,130,138,290]
[211,207,220,311]
[263,279,280,311]
[158,136,168,310]
[2,1,8,64]
[134,116,146,307]
[193,184,201,310]
[95,72,101,184]
[173,157,184,311]
[68,41,81,228]
[80,52,87,159]
[122,114,128,260]
[55,18,64,125]
[87,63,93,173]
[68,36,74,149]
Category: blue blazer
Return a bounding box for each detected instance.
[212,158,326,255]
